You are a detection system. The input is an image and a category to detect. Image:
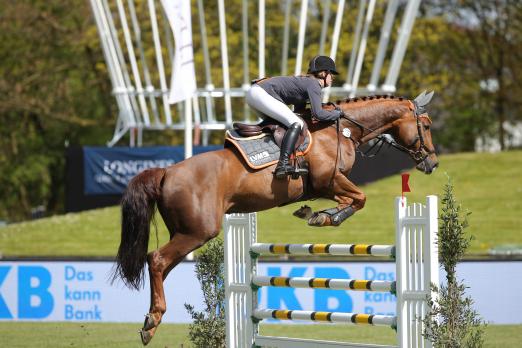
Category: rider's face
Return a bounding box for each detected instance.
[325,72,333,87]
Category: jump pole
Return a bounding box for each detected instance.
[224,196,439,348]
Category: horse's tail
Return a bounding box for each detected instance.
[112,167,166,290]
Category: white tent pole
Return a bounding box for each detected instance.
[295,0,308,76]
[148,0,173,125]
[115,0,149,125]
[344,0,366,91]
[368,0,399,92]
[319,0,332,55]
[259,0,265,78]
[323,0,346,102]
[349,0,377,98]
[218,0,233,127]
[242,0,250,87]
[281,0,292,76]
[128,0,161,125]
[196,0,215,124]
[383,0,422,92]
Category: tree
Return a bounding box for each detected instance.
[422,0,522,150]
[423,178,485,347]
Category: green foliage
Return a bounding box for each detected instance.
[184,238,226,348]
[423,178,486,347]
[0,1,114,221]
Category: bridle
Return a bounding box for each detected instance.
[337,101,435,163]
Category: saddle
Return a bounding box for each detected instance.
[232,118,309,151]
[225,117,312,170]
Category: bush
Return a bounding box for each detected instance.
[423,177,485,347]
[184,238,226,348]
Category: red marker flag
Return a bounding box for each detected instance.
[401,173,411,205]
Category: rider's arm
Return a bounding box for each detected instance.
[306,81,341,121]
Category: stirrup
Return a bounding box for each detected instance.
[291,167,308,180]
[274,164,294,179]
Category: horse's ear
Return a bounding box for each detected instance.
[414,90,434,107]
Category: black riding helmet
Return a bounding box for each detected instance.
[307,55,339,75]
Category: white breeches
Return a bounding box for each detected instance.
[245,85,304,129]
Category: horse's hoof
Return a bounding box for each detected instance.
[307,213,331,227]
[293,205,312,219]
[142,313,161,331]
[140,329,153,346]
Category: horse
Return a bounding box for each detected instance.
[113,91,438,345]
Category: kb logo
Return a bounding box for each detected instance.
[0,266,54,319]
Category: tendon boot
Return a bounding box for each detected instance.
[274,122,306,179]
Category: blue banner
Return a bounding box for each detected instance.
[83,146,221,195]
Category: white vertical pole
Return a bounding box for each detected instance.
[344,0,366,91]
[218,0,233,127]
[323,0,346,102]
[395,196,408,348]
[367,0,399,92]
[115,0,149,125]
[382,0,422,93]
[349,0,377,98]
[184,99,193,159]
[295,0,308,76]
[184,98,193,261]
[319,0,332,55]
[225,213,257,348]
[259,0,265,78]
[242,0,250,88]
[424,195,439,348]
[148,0,173,125]
[197,0,215,124]
[281,0,292,75]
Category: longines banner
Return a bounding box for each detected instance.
[83,146,221,195]
[0,261,521,323]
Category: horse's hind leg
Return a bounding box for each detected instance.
[140,232,206,345]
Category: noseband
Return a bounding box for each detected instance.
[338,101,434,162]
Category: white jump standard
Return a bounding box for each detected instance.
[224,196,439,348]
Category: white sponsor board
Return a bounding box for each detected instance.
[0,261,521,324]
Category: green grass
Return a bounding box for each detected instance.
[0,151,521,257]
[0,323,520,347]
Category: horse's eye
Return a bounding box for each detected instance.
[423,124,430,131]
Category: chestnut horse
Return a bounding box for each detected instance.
[113,91,437,345]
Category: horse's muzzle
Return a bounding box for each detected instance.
[416,157,438,174]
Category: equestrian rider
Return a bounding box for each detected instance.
[246,55,342,179]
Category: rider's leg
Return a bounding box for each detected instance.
[274,122,301,179]
[246,85,306,178]
[245,85,304,128]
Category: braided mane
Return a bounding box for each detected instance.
[335,95,406,105]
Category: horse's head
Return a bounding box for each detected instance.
[390,91,438,174]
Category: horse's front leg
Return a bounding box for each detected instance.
[304,172,366,227]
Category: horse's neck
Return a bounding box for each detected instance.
[341,100,409,143]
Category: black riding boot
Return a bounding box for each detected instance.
[274,122,302,179]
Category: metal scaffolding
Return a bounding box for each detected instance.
[90,0,422,147]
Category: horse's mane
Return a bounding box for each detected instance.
[335,95,406,107]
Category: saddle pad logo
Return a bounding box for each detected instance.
[249,151,270,164]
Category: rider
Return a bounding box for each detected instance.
[246,55,342,179]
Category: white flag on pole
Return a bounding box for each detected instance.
[161,0,196,104]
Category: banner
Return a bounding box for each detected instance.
[161,0,196,104]
[83,146,221,195]
[1,261,521,323]
[83,146,181,195]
